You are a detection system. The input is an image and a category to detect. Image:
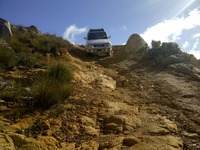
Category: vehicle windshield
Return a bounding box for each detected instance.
[88,32,108,40]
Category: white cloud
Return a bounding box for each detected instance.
[140,8,200,45]
[121,26,127,31]
[192,33,200,38]
[63,24,87,44]
[188,50,200,59]
[182,41,190,49]
[192,39,199,50]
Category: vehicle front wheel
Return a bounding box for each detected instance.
[108,51,113,57]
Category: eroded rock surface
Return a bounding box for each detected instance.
[1,36,200,149]
[0,18,12,42]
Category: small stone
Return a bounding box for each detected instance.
[42,130,51,136]
[148,125,170,135]
[99,136,124,149]
[7,133,24,148]
[0,99,5,104]
[81,125,99,136]
[79,116,96,126]
[123,125,135,134]
[123,136,139,147]
[105,123,123,133]
[80,141,99,149]
[49,118,62,126]
[60,142,76,149]
[41,120,50,130]
[161,118,177,133]
[182,131,199,139]
[105,115,124,125]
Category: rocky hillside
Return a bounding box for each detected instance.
[0,24,200,150]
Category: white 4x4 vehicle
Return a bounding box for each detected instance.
[84,28,113,56]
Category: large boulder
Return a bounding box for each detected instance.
[124,34,148,57]
[112,34,148,61]
[0,18,12,42]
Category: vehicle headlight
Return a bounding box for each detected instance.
[106,43,111,47]
[87,44,93,49]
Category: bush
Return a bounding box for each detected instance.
[9,26,69,69]
[32,35,51,53]
[145,41,200,67]
[9,35,32,53]
[0,79,23,101]
[146,41,182,66]
[33,34,71,54]
[16,52,46,68]
[0,41,17,68]
[46,62,72,83]
[32,62,72,109]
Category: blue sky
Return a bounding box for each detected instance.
[0,0,200,59]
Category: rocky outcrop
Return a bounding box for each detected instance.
[11,24,40,35]
[109,34,148,63]
[169,63,200,81]
[124,34,148,57]
[0,18,12,42]
[28,25,39,34]
[0,133,15,150]
[73,63,116,91]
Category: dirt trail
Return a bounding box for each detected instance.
[0,47,200,149]
[96,52,200,149]
[64,46,200,149]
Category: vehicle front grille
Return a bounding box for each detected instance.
[93,44,105,48]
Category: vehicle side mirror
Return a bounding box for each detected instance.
[84,37,87,40]
[108,36,111,39]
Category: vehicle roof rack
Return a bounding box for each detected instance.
[89,28,104,32]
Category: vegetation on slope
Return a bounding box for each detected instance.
[145,40,200,67]
[0,24,199,110]
[0,40,17,69]
[0,25,73,109]
[0,25,73,70]
[32,62,72,109]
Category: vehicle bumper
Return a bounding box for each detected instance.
[86,47,112,54]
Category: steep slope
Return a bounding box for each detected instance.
[0,26,200,149]
[0,50,184,149]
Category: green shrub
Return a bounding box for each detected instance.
[7,25,72,70]
[10,25,70,55]
[46,62,72,83]
[30,53,47,68]
[32,62,72,109]
[0,41,17,68]
[146,41,200,67]
[16,52,46,68]
[33,34,71,54]
[146,41,182,66]
[33,35,51,53]
[9,36,32,53]
[0,80,23,101]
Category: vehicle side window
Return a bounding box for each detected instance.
[101,32,107,39]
